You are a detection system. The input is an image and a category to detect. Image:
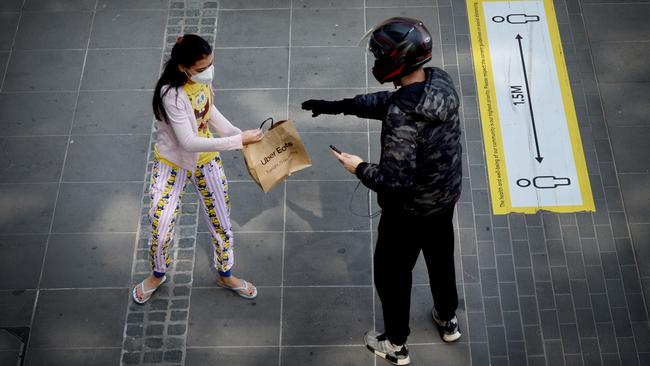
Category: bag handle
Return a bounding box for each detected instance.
[259,117,274,130]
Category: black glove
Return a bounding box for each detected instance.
[301,99,345,117]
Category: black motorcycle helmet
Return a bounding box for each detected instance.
[365,17,433,84]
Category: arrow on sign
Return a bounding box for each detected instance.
[516,34,543,163]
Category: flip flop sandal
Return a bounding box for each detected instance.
[217,279,258,300]
[132,275,167,305]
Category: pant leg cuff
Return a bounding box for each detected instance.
[218,269,232,277]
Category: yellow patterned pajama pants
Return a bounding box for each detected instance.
[148,155,234,275]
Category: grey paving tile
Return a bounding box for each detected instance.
[582,238,600,266]
[40,233,134,288]
[601,83,650,127]
[459,228,477,255]
[633,321,650,353]
[217,0,289,9]
[577,213,596,238]
[52,182,142,233]
[583,4,650,42]
[580,337,603,366]
[566,252,586,280]
[467,312,487,342]
[283,232,371,286]
[586,265,607,293]
[4,50,85,91]
[280,346,373,366]
[0,52,8,85]
[289,132,368,180]
[524,324,544,355]
[539,310,560,339]
[532,254,551,282]
[0,235,46,289]
[548,239,566,266]
[0,330,22,351]
[62,135,149,181]
[462,255,479,283]
[25,349,121,366]
[295,0,364,7]
[14,11,92,50]
[214,48,288,89]
[609,212,630,239]
[496,255,516,283]
[486,326,507,356]
[502,311,523,341]
[0,136,67,183]
[0,92,77,136]
[282,287,372,345]
[536,281,555,310]
[554,294,575,324]
[291,8,363,47]
[606,278,627,308]
[621,265,642,293]
[73,91,154,134]
[97,0,169,9]
[519,296,539,325]
[563,226,581,253]
[0,289,36,327]
[216,10,289,47]
[30,289,127,347]
[481,269,498,297]
[516,268,536,296]
[627,293,648,321]
[475,215,492,241]
[592,42,650,82]
[470,342,490,366]
[0,183,57,234]
[193,232,283,287]
[483,297,502,326]
[507,340,527,365]
[285,181,369,231]
[464,283,483,312]
[211,89,288,133]
[617,338,640,366]
[600,252,621,280]
[82,49,162,90]
[23,0,97,11]
[91,10,166,48]
[0,13,19,50]
[366,0,436,6]
[290,47,365,88]
[408,344,470,366]
[187,287,281,346]
[611,307,633,337]
[552,267,571,294]
[478,241,495,268]
[493,228,511,255]
[619,174,650,224]
[228,181,284,231]
[288,88,367,132]
[614,238,636,267]
[186,347,279,366]
[604,187,624,212]
[596,323,618,353]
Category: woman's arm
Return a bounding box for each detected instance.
[208,105,243,137]
[163,89,243,152]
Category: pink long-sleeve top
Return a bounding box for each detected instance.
[155,85,243,171]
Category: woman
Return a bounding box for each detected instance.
[133,34,263,304]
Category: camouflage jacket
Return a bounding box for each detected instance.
[351,67,463,216]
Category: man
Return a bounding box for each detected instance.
[302,17,463,366]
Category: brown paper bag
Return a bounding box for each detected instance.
[242,118,311,192]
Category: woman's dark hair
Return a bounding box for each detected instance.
[153,34,212,123]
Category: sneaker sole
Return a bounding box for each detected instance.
[366,346,411,366]
[442,331,462,342]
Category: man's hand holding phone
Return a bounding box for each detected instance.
[330,145,364,175]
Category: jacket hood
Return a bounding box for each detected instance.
[407,67,460,123]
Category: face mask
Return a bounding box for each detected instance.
[188,64,214,84]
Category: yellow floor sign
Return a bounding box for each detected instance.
[467,0,594,214]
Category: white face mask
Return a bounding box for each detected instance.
[189,64,214,84]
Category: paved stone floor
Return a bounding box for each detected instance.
[0,0,648,365]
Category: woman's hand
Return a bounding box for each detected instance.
[241,129,264,145]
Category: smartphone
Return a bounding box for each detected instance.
[329,145,342,154]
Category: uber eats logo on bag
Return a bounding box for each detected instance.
[260,141,294,166]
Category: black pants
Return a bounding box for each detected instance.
[374,206,458,345]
